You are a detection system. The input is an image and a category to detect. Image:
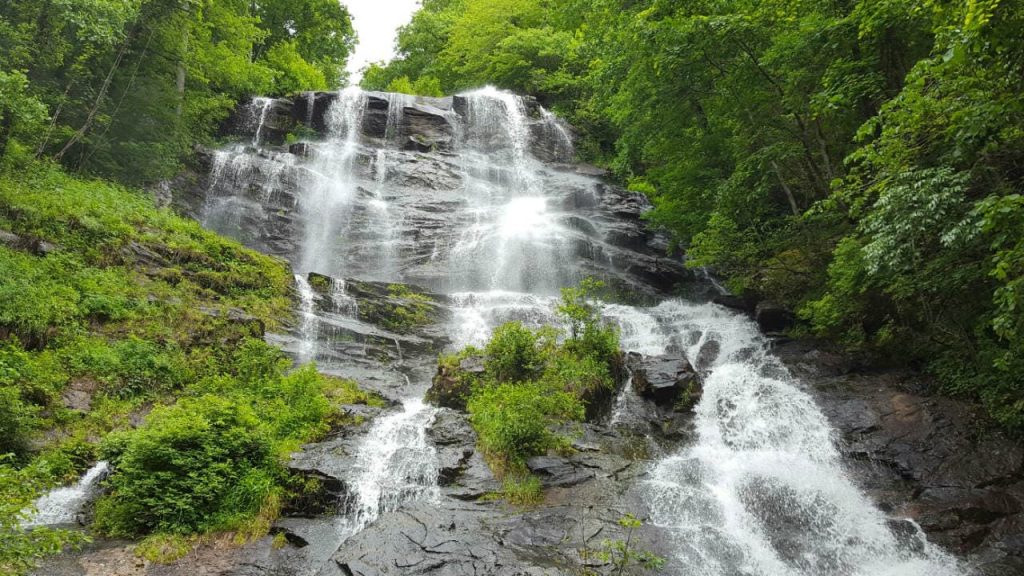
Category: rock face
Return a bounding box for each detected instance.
[774,339,1024,574]
[188,90,687,298]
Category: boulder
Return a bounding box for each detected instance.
[426,409,476,487]
[713,294,754,313]
[628,354,701,408]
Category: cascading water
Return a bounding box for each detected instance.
[449,88,573,293]
[198,86,968,574]
[22,461,109,527]
[605,301,965,576]
[299,86,366,276]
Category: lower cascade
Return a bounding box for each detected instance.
[134,86,977,574]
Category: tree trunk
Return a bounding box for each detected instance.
[772,160,800,216]
[54,38,131,161]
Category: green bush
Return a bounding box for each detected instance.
[467,381,583,467]
[0,386,38,458]
[95,396,276,537]
[484,321,545,383]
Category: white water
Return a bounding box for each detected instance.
[449,87,572,293]
[337,397,439,540]
[299,86,366,275]
[295,273,318,364]
[23,461,109,527]
[250,97,274,147]
[605,301,964,576]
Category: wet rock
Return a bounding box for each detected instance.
[526,456,596,488]
[755,301,794,333]
[796,350,1024,560]
[399,103,455,151]
[628,354,701,407]
[426,357,481,411]
[292,91,338,134]
[713,294,754,313]
[289,142,311,157]
[426,408,476,486]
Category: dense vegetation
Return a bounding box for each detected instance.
[0,163,381,573]
[430,279,620,503]
[367,0,1024,431]
[0,0,354,184]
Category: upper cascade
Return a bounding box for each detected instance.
[190,87,686,296]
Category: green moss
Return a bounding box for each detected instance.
[357,283,437,333]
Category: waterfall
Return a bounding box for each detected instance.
[299,86,366,276]
[602,301,964,576]
[22,461,109,527]
[199,87,967,574]
[337,398,439,540]
[250,97,274,147]
[449,87,573,293]
[294,273,318,364]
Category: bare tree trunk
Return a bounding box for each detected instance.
[54,38,130,161]
[772,160,800,216]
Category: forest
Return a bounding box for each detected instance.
[2,0,1024,574]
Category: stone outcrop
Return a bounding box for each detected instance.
[627,352,701,408]
[187,91,687,299]
[774,339,1024,574]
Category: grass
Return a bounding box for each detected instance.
[0,162,380,573]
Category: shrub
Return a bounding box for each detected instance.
[484,321,544,383]
[0,386,38,458]
[467,381,583,467]
[95,396,277,537]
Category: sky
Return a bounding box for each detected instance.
[343,0,422,82]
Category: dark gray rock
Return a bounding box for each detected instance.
[755,301,795,333]
[526,456,596,488]
[779,337,1024,561]
[400,103,456,151]
[628,354,701,407]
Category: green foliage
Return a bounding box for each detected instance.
[95,395,275,536]
[95,339,354,537]
[0,457,88,576]
[358,284,436,334]
[435,280,620,493]
[387,0,1024,430]
[484,321,545,383]
[0,0,355,182]
[0,163,372,562]
[467,380,582,466]
[501,475,543,506]
[597,514,666,576]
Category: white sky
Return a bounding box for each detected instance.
[343,0,421,82]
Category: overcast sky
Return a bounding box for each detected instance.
[344,0,421,82]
